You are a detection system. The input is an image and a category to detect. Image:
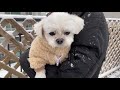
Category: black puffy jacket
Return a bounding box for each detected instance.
[45,12,109,78]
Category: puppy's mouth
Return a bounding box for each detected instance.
[55,43,70,48]
[56,44,64,47]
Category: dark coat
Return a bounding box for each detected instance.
[45,12,109,78]
[19,12,109,78]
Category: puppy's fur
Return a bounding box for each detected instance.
[29,12,84,78]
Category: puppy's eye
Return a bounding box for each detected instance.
[49,32,56,36]
[64,32,70,35]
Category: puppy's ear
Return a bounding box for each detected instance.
[71,15,84,34]
[33,20,43,38]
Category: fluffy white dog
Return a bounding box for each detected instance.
[28,12,84,78]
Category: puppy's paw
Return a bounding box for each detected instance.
[35,73,46,78]
[35,69,46,78]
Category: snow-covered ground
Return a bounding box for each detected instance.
[99,65,120,78]
[0,69,8,78]
[105,68,120,78]
[0,14,46,19]
[0,63,24,78]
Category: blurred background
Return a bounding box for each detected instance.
[0,12,120,18]
[104,12,120,18]
[0,12,48,16]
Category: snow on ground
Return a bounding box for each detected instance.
[105,68,120,78]
[0,63,24,78]
[99,65,120,78]
[0,14,46,19]
[0,69,8,78]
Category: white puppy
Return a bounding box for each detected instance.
[29,12,84,78]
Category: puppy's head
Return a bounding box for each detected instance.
[34,12,84,48]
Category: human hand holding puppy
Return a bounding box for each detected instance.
[28,12,84,78]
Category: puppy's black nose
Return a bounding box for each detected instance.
[56,38,64,44]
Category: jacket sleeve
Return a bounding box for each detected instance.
[57,12,109,78]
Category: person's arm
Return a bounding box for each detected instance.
[57,12,109,78]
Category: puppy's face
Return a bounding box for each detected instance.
[34,12,84,48]
[43,26,75,47]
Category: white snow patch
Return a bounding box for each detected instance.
[0,14,46,19]
[10,63,22,72]
[99,65,120,78]
[25,15,34,20]
[70,63,74,68]
[0,63,24,78]
[0,69,8,78]
[88,13,91,17]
